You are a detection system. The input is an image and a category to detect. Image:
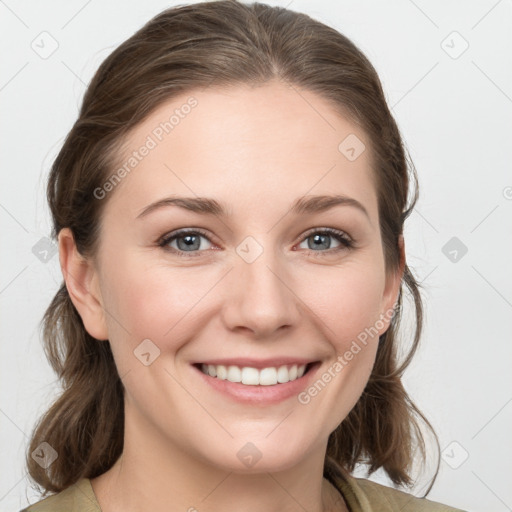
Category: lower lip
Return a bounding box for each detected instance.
[191,362,321,405]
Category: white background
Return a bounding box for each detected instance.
[1,1,511,511]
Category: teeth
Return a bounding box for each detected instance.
[200,363,307,385]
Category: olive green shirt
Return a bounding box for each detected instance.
[21,472,466,511]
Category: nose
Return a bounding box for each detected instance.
[220,241,301,339]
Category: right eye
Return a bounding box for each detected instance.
[158,228,214,257]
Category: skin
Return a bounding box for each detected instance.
[59,80,404,512]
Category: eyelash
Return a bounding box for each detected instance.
[157,227,354,258]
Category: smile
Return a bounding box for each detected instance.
[191,357,322,404]
[196,362,312,386]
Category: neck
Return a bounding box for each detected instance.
[90,404,347,512]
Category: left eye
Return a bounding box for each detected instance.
[158,228,353,257]
[297,229,353,253]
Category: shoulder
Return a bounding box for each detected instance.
[20,478,100,512]
[349,476,467,512]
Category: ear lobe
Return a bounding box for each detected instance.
[58,228,109,341]
[378,234,405,335]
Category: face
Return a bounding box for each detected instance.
[66,80,402,473]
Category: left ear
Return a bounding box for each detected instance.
[378,234,405,335]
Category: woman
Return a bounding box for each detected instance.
[21,1,465,510]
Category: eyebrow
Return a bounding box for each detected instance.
[136,194,371,221]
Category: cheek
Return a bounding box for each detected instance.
[300,263,384,392]
[296,260,386,344]
[98,253,219,359]
[292,262,385,416]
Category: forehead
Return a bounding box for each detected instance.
[102,81,378,221]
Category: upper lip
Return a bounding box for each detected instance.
[193,357,318,370]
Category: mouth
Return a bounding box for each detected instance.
[191,361,320,386]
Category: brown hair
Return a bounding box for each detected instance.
[26,0,439,498]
